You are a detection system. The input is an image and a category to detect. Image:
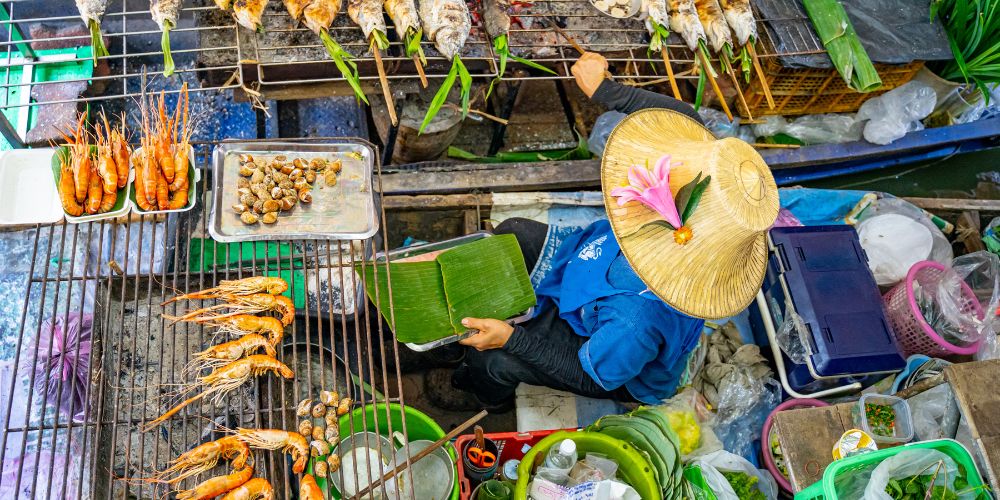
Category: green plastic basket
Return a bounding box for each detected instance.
[514,430,662,500]
[794,439,985,499]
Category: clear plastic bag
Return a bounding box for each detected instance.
[856,197,953,286]
[690,450,778,500]
[714,374,782,461]
[857,81,937,145]
[859,449,977,500]
[659,388,723,459]
[775,306,809,365]
[587,111,627,156]
[751,114,862,145]
[929,252,999,349]
[698,108,756,143]
[909,383,960,441]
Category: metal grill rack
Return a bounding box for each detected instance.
[0,139,421,499]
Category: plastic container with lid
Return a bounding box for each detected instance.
[853,393,913,445]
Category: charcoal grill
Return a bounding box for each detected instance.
[0,139,426,499]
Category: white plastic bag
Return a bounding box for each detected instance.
[751,114,862,145]
[691,450,778,500]
[857,81,937,145]
[861,449,976,500]
[856,197,953,286]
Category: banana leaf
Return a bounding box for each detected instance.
[802,0,882,92]
[356,234,536,343]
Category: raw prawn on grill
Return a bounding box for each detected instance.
[349,0,399,124]
[151,0,183,76]
[300,0,369,104]
[128,435,251,485]
[165,293,296,326]
[76,0,109,62]
[163,276,289,305]
[694,0,752,118]
[481,0,554,94]
[418,0,473,133]
[143,354,294,431]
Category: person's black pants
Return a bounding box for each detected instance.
[452,218,635,405]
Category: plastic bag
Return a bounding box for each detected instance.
[931,252,1000,349]
[983,217,1000,255]
[714,373,782,462]
[32,313,92,423]
[690,450,778,500]
[856,198,953,286]
[658,388,723,459]
[588,111,627,156]
[698,108,756,143]
[910,383,960,441]
[856,81,937,145]
[751,114,862,145]
[775,305,809,365]
[861,449,977,500]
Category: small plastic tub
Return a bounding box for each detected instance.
[854,394,913,445]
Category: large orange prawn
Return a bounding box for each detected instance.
[175,464,253,500]
[57,153,84,216]
[163,277,289,305]
[232,429,309,474]
[168,83,191,208]
[132,435,250,485]
[182,333,276,376]
[95,112,118,195]
[110,116,131,189]
[300,474,324,500]
[221,477,273,500]
[202,314,285,347]
[166,294,296,326]
[143,354,294,431]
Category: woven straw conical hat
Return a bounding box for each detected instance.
[601,109,779,319]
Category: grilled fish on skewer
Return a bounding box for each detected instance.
[284,0,312,21]
[76,0,109,62]
[303,0,369,104]
[419,0,473,132]
[718,0,754,46]
[348,0,388,46]
[151,0,182,76]
[668,0,732,119]
[233,0,270,31]
[694,0,732,54]
[483,0,554,88]
[385,0,428,86]
[643,0,682,99]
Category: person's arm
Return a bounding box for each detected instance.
[571,52,703,123]
[459,317,592,389]
[577,300,661,391]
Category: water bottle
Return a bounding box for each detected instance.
[542,439,577,473]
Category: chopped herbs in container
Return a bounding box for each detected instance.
[866,403,897,437]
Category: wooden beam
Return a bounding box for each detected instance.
[383,193,494,210]
[905,197,1000,215]
[380,159,602,195]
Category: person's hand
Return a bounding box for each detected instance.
[458,317,514,351]
[571,52,609,97]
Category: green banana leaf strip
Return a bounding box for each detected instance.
[436,234,536,332]
[89,20,109,61]
[162,22,175,77]
[406,28,427,65]
[673,173,702,225]
[356,260,454,343]
[320,30,369,105]
[446,129,591,163]
[592,424,670,492]
[802,0,881,92]
[373,30,390,51]
[740,46,752,83]
[457,56,472,119]
[419,57,460,133]
[682,175,711,223]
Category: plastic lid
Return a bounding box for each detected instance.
[558,439,577,455]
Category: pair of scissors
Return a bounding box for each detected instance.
[467,425,496,468]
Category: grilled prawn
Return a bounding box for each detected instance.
[76,0,109,61]
[151,0,183,76]
[183,333,277,376]
[234,429,309,473]
[300,474,324,500]
[205,314,285,346]
[221,477,274,500]
[133,436,251,485]
[163,276,289,304]
[143,355,294,430]
[176,465,254,500]
[166,293,296,326]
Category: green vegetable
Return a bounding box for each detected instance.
[489,35,556,97]
[865,403,897,437]
[161,21,175,77]
[319,30,369,105]
[89,20,109,62]
[801,0,882,92]
[721,471,766,500]
[931,0,1000,101]
[420,56,471,133]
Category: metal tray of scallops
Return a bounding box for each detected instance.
[209,141,379,242]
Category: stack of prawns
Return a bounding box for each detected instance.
[135,83,192,212]
[56,111,130,217]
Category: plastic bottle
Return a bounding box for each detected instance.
[543,439,578,473]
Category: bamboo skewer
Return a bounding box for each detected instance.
[661,48,683,100]
[720,53,753,120]
[746,43,775,109]
[414,55,428,88]
[698,50,733,121]
[372,45,398,125]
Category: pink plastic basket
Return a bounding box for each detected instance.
[883,261,983,357]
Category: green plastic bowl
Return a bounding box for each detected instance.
[316,403,458,500]
[514,430,661,500]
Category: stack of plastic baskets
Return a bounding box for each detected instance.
[795,439,985,499]
[883,261,983,357]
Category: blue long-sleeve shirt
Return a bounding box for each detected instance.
[518,220,704,404]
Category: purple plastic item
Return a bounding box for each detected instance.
[883,261,983,357]
[761,398,829,494]
[33,313,92,422]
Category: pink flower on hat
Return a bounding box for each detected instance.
[610,155,683,229]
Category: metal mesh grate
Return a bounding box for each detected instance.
[0,139,419,499]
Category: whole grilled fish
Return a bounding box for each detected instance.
[348,0,386,41]
[482,0,511,40]
[694,0,732,53]
[643,0,669,36]
[385,0,421,38]
[419,0,471,60]
[151,0,182,30]
[284,0,312,21]
[302,0,340,34]
[234,0,270,31]
[718,0,755,46]
[668,0,705,52]
[76,0,109,59]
